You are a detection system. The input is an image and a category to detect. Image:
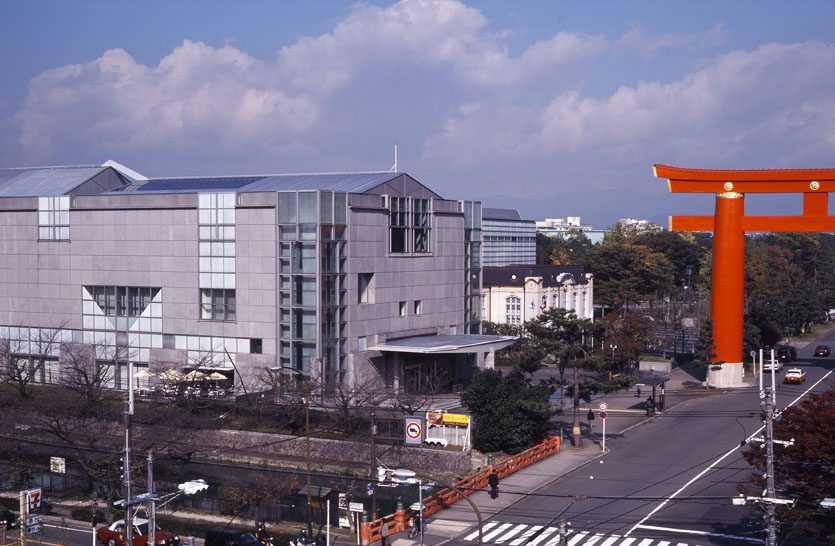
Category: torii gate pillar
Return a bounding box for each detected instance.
[655,164,835,388]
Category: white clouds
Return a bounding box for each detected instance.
[423,40,835,188]
[4,0,835,220]
[10,0,607,162]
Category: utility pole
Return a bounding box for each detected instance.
[572,366,582,448]
[763,384,777,546]
[370,410,377,519]
[147,450,155,546]
[124,363,134,546]
[304,397,313,539]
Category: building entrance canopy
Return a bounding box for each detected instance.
[368,334,516,354]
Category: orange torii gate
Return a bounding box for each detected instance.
[654,164,835,387]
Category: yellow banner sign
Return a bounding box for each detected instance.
[442,413,470,427]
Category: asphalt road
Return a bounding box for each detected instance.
[449,343,834,546]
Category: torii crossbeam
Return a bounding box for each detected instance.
[654,164,835,387]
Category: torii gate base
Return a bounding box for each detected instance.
[655,164,835,388]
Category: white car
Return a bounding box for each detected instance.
[762,360,783,372]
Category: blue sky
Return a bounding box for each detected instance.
[2,0,835,226]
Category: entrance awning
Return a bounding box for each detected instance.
[368,334,517,354]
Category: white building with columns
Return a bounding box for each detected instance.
[481,265,594,325]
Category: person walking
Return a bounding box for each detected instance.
[488,469,499,499]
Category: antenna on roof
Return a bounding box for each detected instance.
[390,143,398,172]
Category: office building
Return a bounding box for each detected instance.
[0,161,513,396]
[481,208,536,266]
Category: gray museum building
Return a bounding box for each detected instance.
[0,161,514,396]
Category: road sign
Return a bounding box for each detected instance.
[750,350,756,358]
[410,502,424,511]
[598,402,608,411]
[349,502,364,513]
[50,456,65,474]
[404,416,423,445]
[25,514,42,534]
[599,411,607,420]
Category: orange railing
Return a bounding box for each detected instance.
[360,436,560,544]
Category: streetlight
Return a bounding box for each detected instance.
[270,365,313,538]
[609,344,617,363]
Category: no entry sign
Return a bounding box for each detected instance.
[404,416,424,445]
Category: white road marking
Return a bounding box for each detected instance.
[527,527,556,546]
[464,521,498,541]
[510,525,543,546]
[580,534,605,545]
[566,532,589,545]
[496,524,528,543]
[596,536,622,546]
[626,369,833,537]
[44,523,92,534]
[635,523,764,542]
[509,525,543,545]
[484,523,514,542]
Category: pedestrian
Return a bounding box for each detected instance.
[380,523,389,546]
[646,397,655,416]
[586,409,595,428]
[488,468,499,499]
[636,384,642,398]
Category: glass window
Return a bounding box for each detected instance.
[505,296,521,325]
[358,273,374,304]
[277,192,297,223]
[37,195,70,241]
[298,192,317,222]
[358,336,367,352]
[200,289,236,321]
[399,301,407,316]
[414,300,422,315]
[388,196,430,253]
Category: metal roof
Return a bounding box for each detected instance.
[117,177,263,193]
[368,334,517,354]
[483,207,523,221]
[109,172,400,195]
[0,166,105,197]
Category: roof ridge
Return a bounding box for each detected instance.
[0,165,102,171]
[147,170,399,181]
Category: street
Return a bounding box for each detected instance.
[444,345,833,546]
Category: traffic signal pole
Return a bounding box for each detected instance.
[763,376,777,546]
[124,363,134,546]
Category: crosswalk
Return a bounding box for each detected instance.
[462,521,701,546]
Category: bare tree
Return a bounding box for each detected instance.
[219,470,299,524]
[59,341,126,406]
[0,325,65,397]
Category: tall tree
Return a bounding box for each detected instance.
[462,369,554,454]
[742,389,835,544]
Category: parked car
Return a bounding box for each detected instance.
[775,345,797,363]
[96,518,180,546]
[205,528,262,546]
[784,368,807,384]
[0,509,18,530]
[814,345,831,357]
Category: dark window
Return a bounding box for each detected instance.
[250,339,263,354]
[388,197,431,253]
[201,289,236,321]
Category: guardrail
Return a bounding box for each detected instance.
[360,435,560,545]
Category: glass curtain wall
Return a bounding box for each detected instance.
[277,191,347,389]
[461,201,483,334]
